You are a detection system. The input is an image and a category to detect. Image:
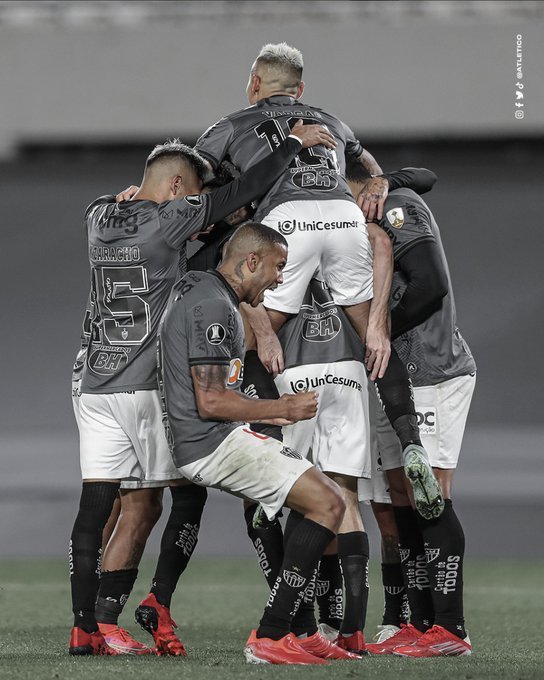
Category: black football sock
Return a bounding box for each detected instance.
[241,350,283,441]
[257,517,334,640]
[244,503,284,591]
[393,506,434,632]
[338,532,370,635]
[70,482,120,632]
[381,562,409,627]
[373,348,421,449]
[417,499,466,638]
[282,511,318,638]
[95,569,138,625]
[149,484,208,608]
[316,554,344,631]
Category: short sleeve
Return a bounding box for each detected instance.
[85,195,115,223]
[194,117,235,169]
[339,120,364,160]
[381,199,435,261]
[158,194,212,249]
[187,298,235,366]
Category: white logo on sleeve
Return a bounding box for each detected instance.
[206,323,226,345]
[386,207,405,229]
[184,194,203,207]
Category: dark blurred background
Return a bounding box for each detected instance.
[1,1,543,558]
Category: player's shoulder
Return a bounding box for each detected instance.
[383,189,432,234]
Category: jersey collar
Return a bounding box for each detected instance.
[207,270,240,308]
[258,95,299,107]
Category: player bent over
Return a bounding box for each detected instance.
[69,124,332,656]
[158,223,360,665]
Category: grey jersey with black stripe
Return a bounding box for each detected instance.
[157,271,245,468]
[195,95,363,219]
[382,189,476,386]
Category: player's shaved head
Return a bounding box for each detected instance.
[223,222,287,261]
[144,139,208,184]
[252,42,303,94]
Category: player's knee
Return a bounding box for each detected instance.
[319,484,346,528]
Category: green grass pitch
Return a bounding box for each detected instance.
[0,557,543,679]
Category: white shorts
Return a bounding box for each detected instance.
[358,374,476,502]
[178,425,313,520]
[261,200,373,314]
[275,361,371,479]
[77,388,181,486]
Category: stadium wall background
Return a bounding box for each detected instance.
[0,1,542,558]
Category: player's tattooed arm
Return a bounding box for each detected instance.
[359,149,383,175]
[191,364,317,423]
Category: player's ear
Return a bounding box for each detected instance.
[171,175,183,196]
[246,252,259,273]
[296,80,305,100]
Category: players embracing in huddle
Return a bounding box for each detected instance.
[68,41,475,664]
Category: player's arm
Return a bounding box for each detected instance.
[381,168,438,195]
[365,222,393,380]
[240,303,284,376]
[84,195,116,221]
[191,364,317,424]
[391,241,448,339]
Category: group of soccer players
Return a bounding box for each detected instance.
[69,42,475,664]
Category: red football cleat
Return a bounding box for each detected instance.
[393,624,472,657]
[244,630,329,665]
[68,627,119,656]
[336,630,368,656]
[135,593,187,657]
[366,623,424,655]
[97,623,152,655]
[298,631,362,660]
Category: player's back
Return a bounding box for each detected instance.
[195,96,360,219]
[279,278,365,371]
[81,198,186,393]
[383,188,476,385]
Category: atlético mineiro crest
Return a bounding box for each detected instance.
[206,323,226,345]
[283,570,306,589]
[316,579,330,597]
[425,548,441,563]
[386,207,405,229]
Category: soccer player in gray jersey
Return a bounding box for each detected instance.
[349,163,476,657]
[158,223,364,665]
[195,42,393,380]
[68,124,333,656]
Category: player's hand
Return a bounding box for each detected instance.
[365,323,391,381]
[280,391,318,422]
[189,223,215,241]
[357,176,389,221]
[291,119,337,150]
[257,333,285,377]
[116,185,140,202]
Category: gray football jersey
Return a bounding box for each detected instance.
[158,270,245,468]
[278,278,365,370]
[195,96,362,219]
[380,188,476,386]
[81,193,212,393]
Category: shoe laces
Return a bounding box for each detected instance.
[115,627,141,644]
[414,625,444,645]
